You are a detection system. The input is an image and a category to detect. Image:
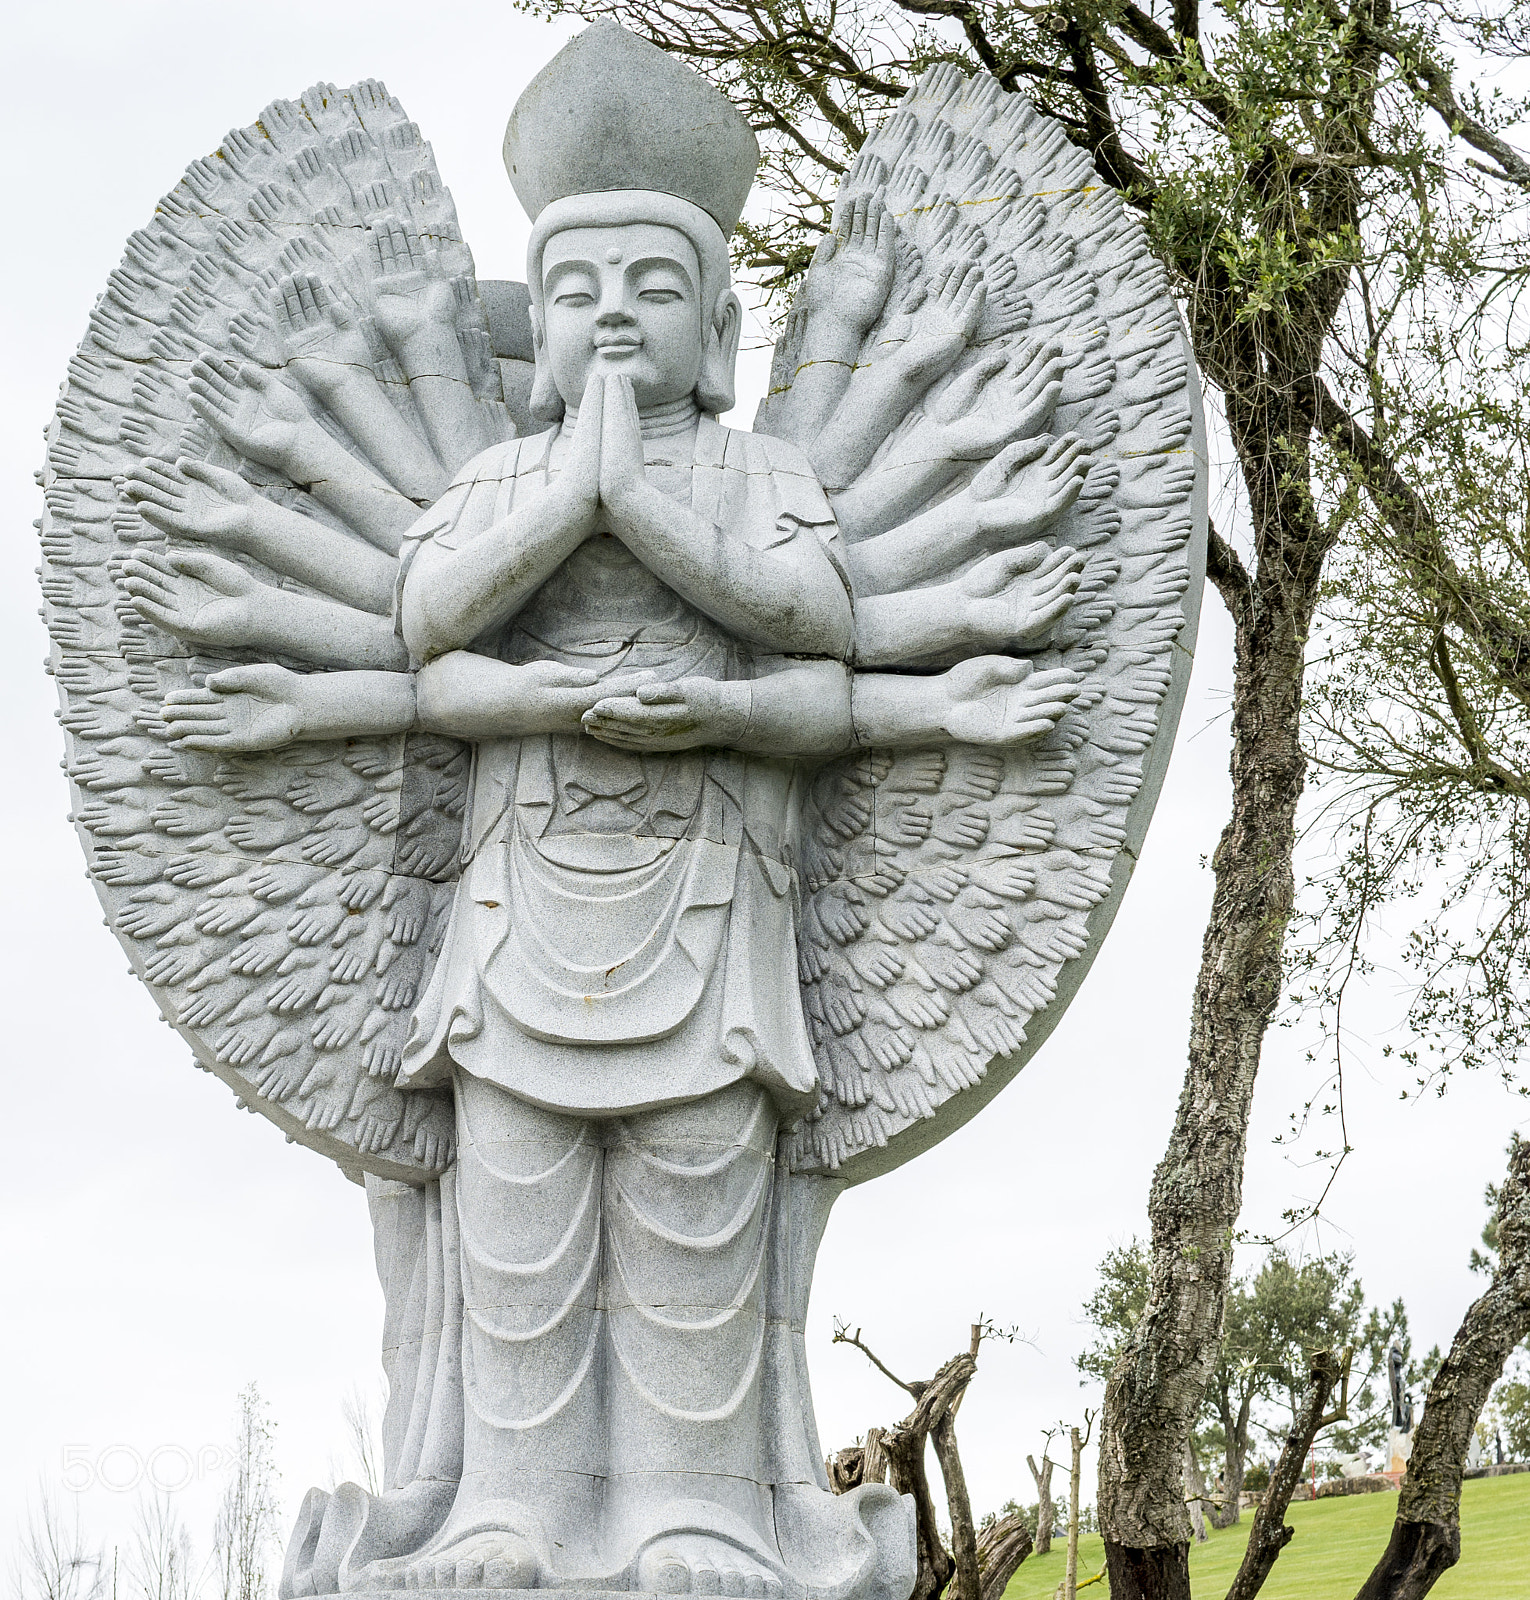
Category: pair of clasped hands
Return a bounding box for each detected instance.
[508,369,752,755]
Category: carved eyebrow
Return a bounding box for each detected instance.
[544,259,600,291]
[625,255,697,292]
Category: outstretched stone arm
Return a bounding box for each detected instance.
[845,435,1092,598]
[828,344,1068,544]
[124,458,398,615]
[853,660,1082,747]
[369,217,494,472]
[159,653,622,753]
[770,196,896,450]
[807,258,985,492]
[161,665,418,751]
[578,657,1082,755]
[259,270,447,502]
[189,356,421,552]
[157,655,1081,758]
[121,550,408,671]
[853,544,1086,668]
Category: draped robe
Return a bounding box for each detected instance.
[399,414,848,1115]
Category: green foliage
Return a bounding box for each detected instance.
[1285,29,1530,1114]
[1078,1238,1419,1459]
[511,0,1526,346]
[1243,1462,1272,1492]
[523,0,1530,1143]
[1076,1241,1150,1386]
[1493,1375,1530,1458]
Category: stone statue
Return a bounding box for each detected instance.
[39,24,1206,1600]
[1386,1343,1415,1475]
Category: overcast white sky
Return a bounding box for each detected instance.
[3,0,1526,1570]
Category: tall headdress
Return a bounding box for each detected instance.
[505,20,758,352]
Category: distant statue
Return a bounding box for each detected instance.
[40,22,1204,1599]
[1389,1344,1414,1433]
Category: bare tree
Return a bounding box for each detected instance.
[1026,1440,1058,1556]
[11,1484,103,1600]
[829,1321,1031,1600]
[210,1386,280,1600]
[127,1495,196,1600]
[1060,1413,1095,1600]
[333,1380,386,1497]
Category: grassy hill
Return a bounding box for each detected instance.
[1001,1471,1530,1599]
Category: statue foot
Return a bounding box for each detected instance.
[398,1531,541,1591]
[637,1536,785,1599]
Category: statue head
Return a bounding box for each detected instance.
[504,22,759,420]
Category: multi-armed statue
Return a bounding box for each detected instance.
[40,23,1204,1600]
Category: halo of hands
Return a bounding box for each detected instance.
[107,168,1110,763]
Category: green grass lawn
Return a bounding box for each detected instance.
[1001,1471,1530,1599]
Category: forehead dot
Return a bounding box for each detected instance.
[605,247,623,265]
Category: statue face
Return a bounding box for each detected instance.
[541,223,704,409]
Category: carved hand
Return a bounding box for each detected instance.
[804,194,896,336]
[559,369,605,529]
[125,457,257,549]
[597,373,648,514]
[161,665,307,751]
[369,216,457,351]
[892,257,986,380]
[930,342,1067,460]
[936,658,1082,745]
[189,355,311,470]
[120,548,266,649]
[273,272,374,400]
[956,544,1086,647]
[970,434,1093,541]
[582,677,750,754]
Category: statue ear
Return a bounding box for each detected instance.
[696,291,742,416]
[528,311,566,424]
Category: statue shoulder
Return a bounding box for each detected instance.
[446,433,532,492]
[727,422,821,484]
[711,422,836,530]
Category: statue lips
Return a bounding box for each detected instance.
[594,335,643,361]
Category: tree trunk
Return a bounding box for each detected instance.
[975,1514,1032,1600]
[1063,1427,1083,1600]
[1182,1440,1208,1545]
[827,1447,864,1495]
[1225,1349,1345,1600]
[931,1415,980,1600]
[882,1424,953,1600]
[1097,517,1316,1600]
[1027,1453,1056,1555]
[1098,320,1345,1600]
[1355,1137,1530,1600]
[1211,1393,1251,1529]
[863,1427,890,1486]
